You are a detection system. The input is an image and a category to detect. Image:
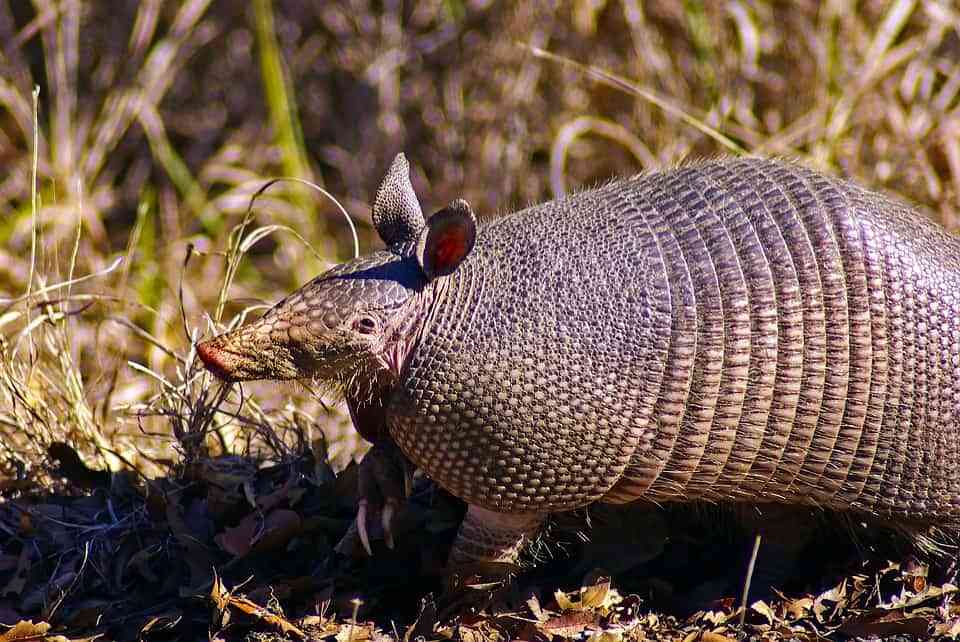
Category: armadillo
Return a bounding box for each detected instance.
[197,155,960,566]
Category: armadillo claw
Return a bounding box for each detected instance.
[355,497,398,554]
[356,498,373,556]
[381,500,396,550]
[350,500,400,556]
[403,466,413,500]
[338,441,412,557]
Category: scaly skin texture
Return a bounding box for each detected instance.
[392,159,960,523]
[198,156,960,568]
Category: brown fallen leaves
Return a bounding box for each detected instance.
[1,441,363,640]
[0,620,98,642]
[680,558,960,641]
[210,573,306,639]
[522,574,648,639]
[3,441,960,640]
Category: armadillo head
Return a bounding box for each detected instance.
[196,154,477,391]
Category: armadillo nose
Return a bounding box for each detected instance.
[196,339,236,382]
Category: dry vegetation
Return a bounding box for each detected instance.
[2,1,960,640]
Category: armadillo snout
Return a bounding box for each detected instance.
[195,321,304,383]
[196,339,238,382]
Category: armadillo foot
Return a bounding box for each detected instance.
[448,504,545,570]
[335,441,413,556]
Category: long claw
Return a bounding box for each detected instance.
[403,467,413,498]
[357,499,372,556]
[382,502,396,550]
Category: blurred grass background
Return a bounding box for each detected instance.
[1,0,958,483]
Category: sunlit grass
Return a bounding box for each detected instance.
[0,2,357,481]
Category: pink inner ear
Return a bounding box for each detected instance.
[433,226,468,270]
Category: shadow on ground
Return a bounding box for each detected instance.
[1,443,956,641]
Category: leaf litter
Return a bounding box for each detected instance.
[3,439,960,641]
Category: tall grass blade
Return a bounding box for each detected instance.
[252,0,317,217]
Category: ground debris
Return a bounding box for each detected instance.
[2,443,958,640]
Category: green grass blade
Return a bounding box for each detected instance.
[252,0,317,217]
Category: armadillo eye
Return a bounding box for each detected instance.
[353,316,378,335]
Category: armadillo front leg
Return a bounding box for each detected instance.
[449,506,545,566]
[337,390,414,556]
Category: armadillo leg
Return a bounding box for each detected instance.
[335,441,413,557]
[448,505,544,566]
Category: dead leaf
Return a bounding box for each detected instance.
[215,509,302,557]
[539,611,599,637]
[209,576,304,639]
[589,633,624,642]
[16,515,33,537]
[839,610,931,638]
[554,589,575,611]
[201,457,255,520]
[209,573,231,630]
[250,509,301,554]
[138,611,182,636]
[0,620,98,642]
[813,578,848,623]
[526,594,547,622]
[0,620,50,642]
[934,617,960,639]
[580,576,612,609]
[255,477,295,512]
[0,550,30,598]
[215,516,258,557]
[229,597,305,639]
[691,607,737,627]
[908,575,928,593]
[455,625,487,642]
[783,596,813,621]
[682,632,737,642]
[750,600,777,625]
[165,496,215,589]
[882,581,958,609]
[553,575,620,612]
[335,623,374,641]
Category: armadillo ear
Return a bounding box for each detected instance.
[416,199,477,279]
[372,153,426,246]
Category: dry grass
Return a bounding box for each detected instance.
[1,0,960,637]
